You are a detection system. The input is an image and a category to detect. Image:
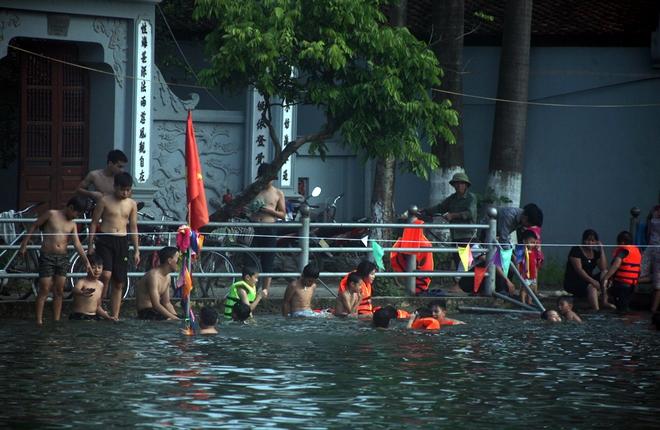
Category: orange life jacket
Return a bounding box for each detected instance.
[390,221,434,293]
[372,307,410,319]
[612,245,641,285]
[411,317,440,330]
[338,271,373,315]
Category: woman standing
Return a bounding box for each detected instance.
[563,229,611,311]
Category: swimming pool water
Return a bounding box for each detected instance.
[1,313,659,429]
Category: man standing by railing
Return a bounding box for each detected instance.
[420,172,477,292]
[248,163,286,291]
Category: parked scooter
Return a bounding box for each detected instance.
[315,193,370,273]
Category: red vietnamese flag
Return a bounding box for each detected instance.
[185,110,209,231]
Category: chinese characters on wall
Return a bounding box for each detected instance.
[134,19,152,183]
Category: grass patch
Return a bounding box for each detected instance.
[373,277,406,297]
[538,257,565,289]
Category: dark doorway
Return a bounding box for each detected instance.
[18,39,89,212]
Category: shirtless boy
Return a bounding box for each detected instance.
[19,196,90,324]
[249,163,286,291]
[135,246,180,321]
[76,150,128,202]
[557,296,582,322]
[88,172,140,318]
[282,263,320,317]
[428,299,466,325]
[70,254,117,321]
[334,273,363,317]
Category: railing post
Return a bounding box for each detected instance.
[484,207,498,297]
[630,207,641,244]
[405,205,418,296]
[299,204,311,271]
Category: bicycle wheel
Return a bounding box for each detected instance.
[190,251,234,298]
[69,253,136,299]
[125,251,153,299]
[227,246,262,274]
[10,250,40,300]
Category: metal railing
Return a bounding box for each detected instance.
[0,207,500,296]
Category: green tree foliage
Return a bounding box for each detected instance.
[193,0,458,219]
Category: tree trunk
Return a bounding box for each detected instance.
[429,0,465,207]
[487,0,533,208]
[370,157,396,247]
[367,0,406,250]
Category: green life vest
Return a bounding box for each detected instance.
[224,280,256,319]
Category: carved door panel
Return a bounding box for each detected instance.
[19,41,89,213]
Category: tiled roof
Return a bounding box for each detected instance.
[160,0,659,46]
[403,0,659,46]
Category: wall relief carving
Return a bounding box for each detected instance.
[144,119,243,221]
[0,11,20,43]
[153,68,200,114]
[92,18,127,89]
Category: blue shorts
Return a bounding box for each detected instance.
[291,309,324,318]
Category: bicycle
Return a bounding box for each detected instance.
[0,201,49,300]
[205,217,261,293]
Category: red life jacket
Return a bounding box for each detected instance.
[390,221,434,293]
[612,245,641,285]
[338,271,373,315]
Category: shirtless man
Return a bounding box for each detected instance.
[76,150,128,202]
[334,273,363,317]
[19,196,90,324]
[88,172,140,318]
[135,246,180,321]
[249,163,286,291]
[282,263,321,317]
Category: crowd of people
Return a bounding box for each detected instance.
[14,155,660,330]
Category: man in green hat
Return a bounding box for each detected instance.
[421,172,477,289]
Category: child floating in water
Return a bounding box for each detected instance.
[372,308,392,329]
[541,309,562,322]
[407,307,440,330]
[427,299,466,325]
[557,296,582,322]
[230,302,252,322]
[198,306,218,334]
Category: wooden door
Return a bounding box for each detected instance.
[19,41,89,213]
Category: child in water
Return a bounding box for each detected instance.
[557,296,582,322]
[541,309,562,322]
[198,306,219,334]
[407,307,440,330]
[334,273,363,317]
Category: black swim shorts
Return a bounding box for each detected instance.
[95,235,129,284]
[69,312,103,321]
[137,307,168,320]
[38,252,69,278]
[252,226,277,273]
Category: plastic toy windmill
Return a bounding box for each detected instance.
[177,110,210,335]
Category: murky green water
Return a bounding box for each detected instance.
[1,313,659,429]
